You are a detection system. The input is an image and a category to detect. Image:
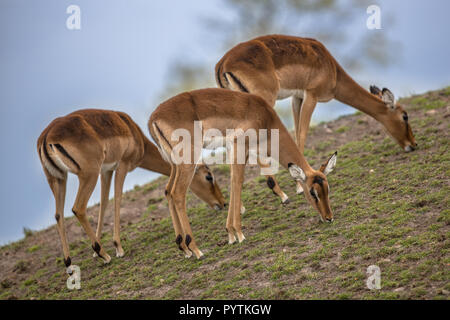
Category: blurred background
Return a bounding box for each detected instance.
[1,0,449,244]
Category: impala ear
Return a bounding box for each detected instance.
[381,88,395,109]
[288,163,306,182]
[319,151,337,175]
[369,85,382,97]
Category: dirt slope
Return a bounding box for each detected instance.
[0,87,449,300]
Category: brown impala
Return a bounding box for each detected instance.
[216,34,416,196]
[37,109,225,270]
[149,88,338,259]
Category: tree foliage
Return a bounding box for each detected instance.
[159,0,396,102]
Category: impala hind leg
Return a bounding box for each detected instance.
[223,69,279,107]
[93,170,113,257]
[171,164,204,259]
[73,173,111,264]
[165,164,192,258]
[47,172,72,269]
[112,163,129,258]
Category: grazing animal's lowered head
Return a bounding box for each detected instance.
[370,85,417,152]
[288,152,338,223]
[190,164,226,211]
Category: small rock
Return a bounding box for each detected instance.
[442,289,449,295]
[425,109,437,115]
[324,125,333,133]
[369,169,375,173]
[394,287,405,292]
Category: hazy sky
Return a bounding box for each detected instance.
[0,0,449,244]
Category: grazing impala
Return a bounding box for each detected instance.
[37,109,225,269]
[149,88,338,259]
[216,34,416,194]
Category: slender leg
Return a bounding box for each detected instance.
[171,164,204,259]
[296,91,317,153]
[292,96,304,194]
[72,173,111,263]
[47,172,71,269]
[225,144,237,244]
[231,163,246,243]
[112,163,128,257]
[226,169,237,244]
[295,92,317,194]
[166,164,192,258]
[258,158,289,204]
[291,96,303,143]
[93,170,113,257]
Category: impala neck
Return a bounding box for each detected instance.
[138,137,171,176]
[334,65,388,121]
[276,123,313,174]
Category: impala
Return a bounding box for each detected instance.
[216,34,416,194]
[149,88,338,259]
[37,109,225,269]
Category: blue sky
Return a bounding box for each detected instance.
[0,0,449,244]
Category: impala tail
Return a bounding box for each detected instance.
[37,131,80,179]
[215,57,228,89]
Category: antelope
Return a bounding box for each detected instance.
[215,34,416,195]
[37,109,225,270]
[149,88,338,259]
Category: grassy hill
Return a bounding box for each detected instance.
[0,88,449,300]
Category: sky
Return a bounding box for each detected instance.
[0,0,449,244]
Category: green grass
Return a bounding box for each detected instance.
[1,88,449,300]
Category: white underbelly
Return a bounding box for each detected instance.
[277,89,304,100]
[101,162,118,173]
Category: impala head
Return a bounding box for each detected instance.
[288,152,337,223]
[370,85,417,152]
[189,164,226,210]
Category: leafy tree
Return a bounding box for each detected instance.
[159,0,397,120]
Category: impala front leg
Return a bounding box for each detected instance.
[231,163,246,243]
[112,163,129,258]
[257,158,289,204]
[93,170,113,257]
[226,175,237,244]
[295,92,317,194]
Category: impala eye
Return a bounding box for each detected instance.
[403,113,408,122]
[206,174,213,182]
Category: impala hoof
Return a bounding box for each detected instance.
[102,254,112,264]
[116,249,125,258]
[228,234,236,245]
[195,250,205,260]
